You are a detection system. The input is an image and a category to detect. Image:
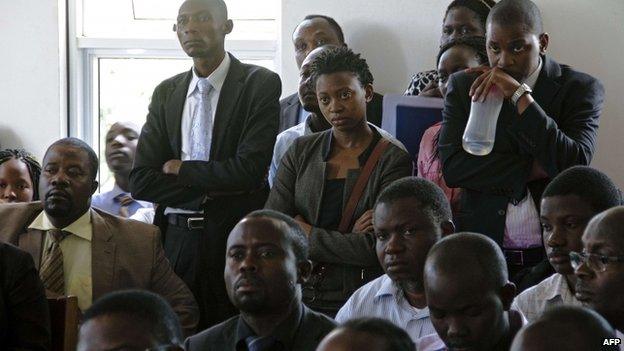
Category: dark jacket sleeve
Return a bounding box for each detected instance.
[130,78,205,210]
[148,227,199,336]
[507,76,604,177]
[2,245,51,351]
[439,73,531,200]
[177,72,281,192]
[307,148,412,266]
[266,141,412,267]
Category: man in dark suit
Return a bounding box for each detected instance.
[281,14,383,132]
[0,138,199,336]
[129,0,281,329]
[439,0,604,280]
[0,242,50,350]
[185,210,336,351]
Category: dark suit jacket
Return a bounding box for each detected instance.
[265,129,412,309]
[130,53,281,328]
[279,92,384,132]
[184,304,336,351]
[0,242,51,351]
[0,202,199,336]
[439,55,604,244]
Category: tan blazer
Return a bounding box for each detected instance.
[0,202,199,335]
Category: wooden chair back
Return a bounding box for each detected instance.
[47,295,80,351]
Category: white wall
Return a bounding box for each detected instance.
[0,0,67,160]
[281,0,624,188]
[1,0,622,188]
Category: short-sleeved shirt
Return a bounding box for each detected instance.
[335,274,435,341]
[511,273,581,322]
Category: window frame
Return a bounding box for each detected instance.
[67,0,281,159]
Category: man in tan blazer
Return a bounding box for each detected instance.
[0,138,198,335]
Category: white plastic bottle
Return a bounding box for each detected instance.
[462,86,504,156]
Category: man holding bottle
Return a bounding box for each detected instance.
[438,0,604,282]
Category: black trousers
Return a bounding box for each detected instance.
[160,188,269,331]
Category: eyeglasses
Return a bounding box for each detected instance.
[569,251,624,272]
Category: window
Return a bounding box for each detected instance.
[69,0,280,190]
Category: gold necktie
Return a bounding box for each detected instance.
[39,229,68,295]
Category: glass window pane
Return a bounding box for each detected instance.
[82,0,278,40]
[96,57,274,190]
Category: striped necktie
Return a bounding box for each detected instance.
[115,193,134,218]
[245,335,279,351]
[39,229,69,295]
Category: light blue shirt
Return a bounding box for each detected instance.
[335,274,435,342]
[298,105,311,125]
[268,115,313,187]
[92,184,153,217]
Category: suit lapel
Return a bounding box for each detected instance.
[283,100,301,130]
[18,229,45,268]
[211,54,246,159]
[165,70,193,158]
[531,55,562,114]
[91,209,116,300]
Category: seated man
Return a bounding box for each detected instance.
[510,306,617,351]
[0,138,198,335]
[335,177,455,341]
[185,210,336,351]
[282,14,383,132]
[512,166,622,322]
[78,290,184,351]
[418,233,525,351]
[92,121,152,218]
[573,206,624,340]
[0,242,50,350]
[316,318,415,351]
[439,0,605,279]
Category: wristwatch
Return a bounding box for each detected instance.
[511,83,532,106]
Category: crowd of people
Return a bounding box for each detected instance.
[0,0,619,350]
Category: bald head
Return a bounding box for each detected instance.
[298,44,340,114]
[584,206,624,250]
[487,0,543,34]
[510,306,616,351]
[425,232,508,290]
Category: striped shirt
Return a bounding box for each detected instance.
[335,274,435,341]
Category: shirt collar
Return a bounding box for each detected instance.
[108,183,126,200]
[186,52,231,98]
[28,208,93,242]
[524,56,543,89]
[235,302,304,349]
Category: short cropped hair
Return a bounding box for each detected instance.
[245,209,309,262]
[437,35,488,65]
[445,0,497,30]
[310,46,374,88]
[82,290,183,345]
[340,318,415,351]
[513,306,617,351]
[427,232,508,289]
[302,14,345,44]
[542,166,622,213]
[185,0,228,19]
[44,138,99,181]
[0,148,42,200]
[487,0,543,34]
[375,177,452,224]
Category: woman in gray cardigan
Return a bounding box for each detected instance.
[266,47,412,316]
